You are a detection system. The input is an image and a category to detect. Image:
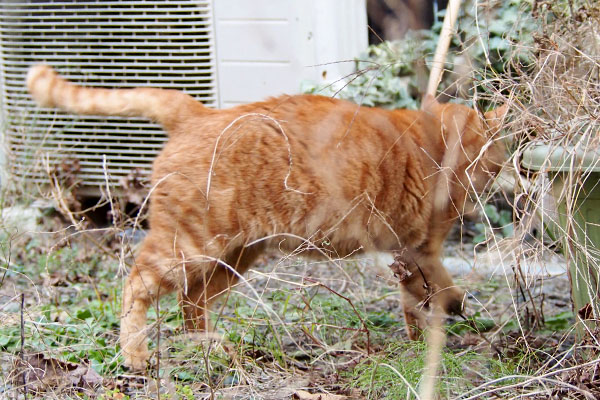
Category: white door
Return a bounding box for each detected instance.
[213,0,368,108]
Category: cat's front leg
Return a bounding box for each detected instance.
[403,307,426,340]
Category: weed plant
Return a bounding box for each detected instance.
[2,0,600,399]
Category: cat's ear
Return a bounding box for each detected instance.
[484,104,508,136]
[421,94,439,112]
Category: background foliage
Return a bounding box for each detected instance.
[303,0,536,110]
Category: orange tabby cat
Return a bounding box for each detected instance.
[27,64,506,370]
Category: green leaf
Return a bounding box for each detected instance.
[0,334,15,348]
[76,308,92,320]
[499,210,513,225]
[545,311,574,331]
[501,223,514,238]
[488,36,510,53]
[484,204,500,223]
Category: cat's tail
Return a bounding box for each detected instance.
[27,64,209,130]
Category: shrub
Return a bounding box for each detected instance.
[303,0,537,110]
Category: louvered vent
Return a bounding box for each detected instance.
[0,0,218,192]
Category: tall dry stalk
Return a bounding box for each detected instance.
[504,2,600,338]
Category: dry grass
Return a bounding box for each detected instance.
[2,1,600,399]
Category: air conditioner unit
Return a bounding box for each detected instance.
[0,0,367,195]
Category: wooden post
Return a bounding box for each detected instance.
[419,2,463,399]
[425,0,463,98]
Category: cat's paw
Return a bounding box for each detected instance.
[122,348,150,371]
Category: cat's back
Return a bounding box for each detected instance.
[156,93,439,190]
[169,93,419,143]
[148,93,443,250]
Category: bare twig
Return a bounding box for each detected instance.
[20,293,27,399]
[303,277,371,355]
[418,307,447,400]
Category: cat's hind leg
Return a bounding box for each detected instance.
[181,244,264,331]
[120,240,177,370]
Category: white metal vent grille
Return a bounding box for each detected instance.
[0,0,218,191]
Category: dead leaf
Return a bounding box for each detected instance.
[293,389,347,400]
[389,256,412,282]
[49,157,82,212]
[460,332,481,346]
[42,271,69,287]
[12,353,102,393]
[578,303,593,320]
[119,167,148,205]
[52,157,81,188]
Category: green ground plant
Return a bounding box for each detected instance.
[473,204,514,244]
[3,0,600,398]
[0,228,577,398]
[345,336,532,399]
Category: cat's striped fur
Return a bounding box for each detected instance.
[27,64,507,370]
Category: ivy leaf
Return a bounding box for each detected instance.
[484,204,500,223]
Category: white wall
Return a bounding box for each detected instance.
[213,0,368,108]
